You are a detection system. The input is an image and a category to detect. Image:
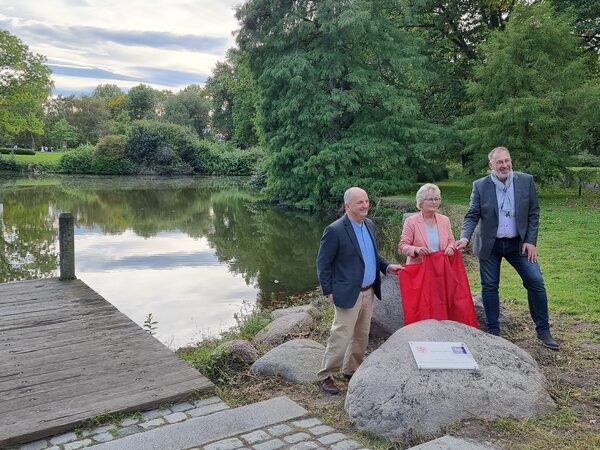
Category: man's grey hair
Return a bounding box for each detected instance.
[488,146,511,161]
[343,187,355,204]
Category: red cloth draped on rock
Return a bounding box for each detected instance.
[398,250,479,328]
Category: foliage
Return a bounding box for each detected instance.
[0,148,35,155]
[96,134,126,157]
[0,30,52,137]
[553,0,600,52]
[125,120,201,174]
[143,313,159,336]
[201,141,265,176]
[56,145,96,174]
[125,84,159,120]
[457,1,600,181]
[163,84,210,138]
[48,118,79,149]
[236,0,440,208]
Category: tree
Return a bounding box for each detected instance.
[125,84,158,120]
[93,83,126,118]
[48,118,79,149]
[553,0,600,52]
[0,30,52,140]
[236,0,439,208]
[164,84,210,138]
[458,2,599,181]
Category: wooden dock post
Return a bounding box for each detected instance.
[59,212,75,280]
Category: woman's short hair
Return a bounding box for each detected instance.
[416,183,441,210]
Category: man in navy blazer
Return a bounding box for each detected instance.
[456,147,559,350]
[316,187,402,394]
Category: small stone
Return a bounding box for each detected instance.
[63,439,94,450]
[170,402,195,412]
[188,402,229,417]
[141,409,166,421]
[291,418,322,428]
[117,425,140,437]
[266,424,293,436]
[331,440,362,450]
[290,443,320,450]
[88,424,114,435]
[93,432,115,443]
[18,440,48,450]
[164,412,188,424]
[253,439,286,450]
[284,433,311,444]
[308,425,335,436]
[139,418,165,429]
[49,431,78,445]
[204,437,245,450]
[241,430,271,444]
[193,396,222,407]
[317,433,346,445]
[121,417,140,426]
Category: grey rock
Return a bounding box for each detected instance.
[94,432,116,443]
[49,431,78,445]
[272,304,321,320]
[371,273,404,339]
[266,424,293,436]
[291,418,323,428]
[283,433,311,443]
[170,402,194,413]
[253,439,286,450]
[473,295,511,332]
[317,434,347,445]
[408,435,504,449]
[331,440,362,450]
[164,412,188,424]
[63,439,93,450]
[250,339,325,383]
[215,339,259,365]
[253,312,314,347]
[241,430,271,444]
[345,320,555,441]
[205,438,245,450]
[308,425,335,435]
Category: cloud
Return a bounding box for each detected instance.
[0,0,239,94]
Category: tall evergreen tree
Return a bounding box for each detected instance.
[458,1,598,181]
[236,0,439,208]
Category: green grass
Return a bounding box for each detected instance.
[9,151,64,164]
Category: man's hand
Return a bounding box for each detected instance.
[522,243,538,262]
[387,264,403,274]
[454,238,468,251]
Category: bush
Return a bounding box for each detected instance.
[200,141,265,176]
[0,147,36,155]
[126,120,198,174]
[56,145,96,174]
[96,134,126,157]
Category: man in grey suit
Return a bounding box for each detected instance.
[456,147,559,350]
[316,187,402,394]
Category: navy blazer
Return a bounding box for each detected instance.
[316,214,390,308]
[461,171,540,260]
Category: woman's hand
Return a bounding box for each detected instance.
[444,246,455,256]
[414,247,432,257]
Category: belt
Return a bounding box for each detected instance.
[497,236,519,241]
[360,284,373,292]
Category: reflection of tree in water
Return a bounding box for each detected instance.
[0,176,332,301]
[0,183,59,282]
[206,197,332,308]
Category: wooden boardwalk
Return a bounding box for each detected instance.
[0,278,214,447]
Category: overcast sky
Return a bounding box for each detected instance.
[0,0,240,96]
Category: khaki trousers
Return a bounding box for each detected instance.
[317,288,374,381]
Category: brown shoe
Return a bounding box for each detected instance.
[318,377,339,395]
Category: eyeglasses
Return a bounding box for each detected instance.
[424,197,441,203]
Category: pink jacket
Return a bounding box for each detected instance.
[399,212,455,265]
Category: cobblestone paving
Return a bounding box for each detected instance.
[13,397,370,450]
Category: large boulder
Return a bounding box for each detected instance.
[371,274,404,339]
[473,294,511,332]
[272,304,321,320]
[214,339,258,365]
[253,312,314,347]
[250,339,325,383]
[346,320,555,441]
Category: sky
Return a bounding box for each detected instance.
[0,0,241,96]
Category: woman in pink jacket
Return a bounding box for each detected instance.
[399,183,455,263]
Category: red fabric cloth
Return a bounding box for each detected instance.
[398,250,479,328]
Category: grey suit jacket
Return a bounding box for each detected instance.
[460,171,540,260]
[316,214,390,308]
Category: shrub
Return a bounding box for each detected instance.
[125,120,198,174]
[199,141,265,176]
[0,148,36,155]
[96,134,126,157]
[56,145,96,174]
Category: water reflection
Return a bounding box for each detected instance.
[0,175,332,348]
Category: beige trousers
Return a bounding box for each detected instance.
[317,288,374,381]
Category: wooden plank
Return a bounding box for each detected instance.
[0,278,214,447]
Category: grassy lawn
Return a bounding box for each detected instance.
[8,151,64,164]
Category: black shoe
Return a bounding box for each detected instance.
[318,377,339,395]
[487,328,500,336]
[537,330,560,350]
[343,373,353,382]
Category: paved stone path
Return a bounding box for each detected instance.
[12,396,371,450]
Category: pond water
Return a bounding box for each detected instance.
[0,175,332,349]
